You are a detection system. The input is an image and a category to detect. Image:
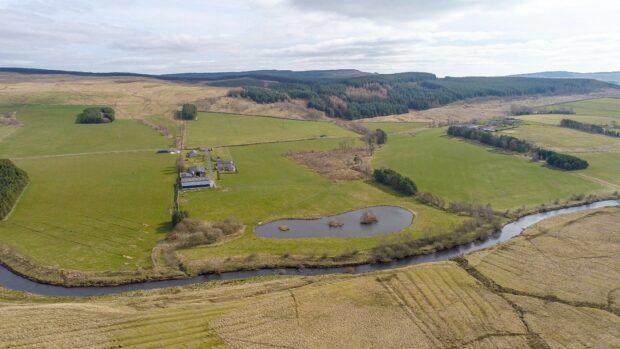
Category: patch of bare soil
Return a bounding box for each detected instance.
[372,89,620,123]
[0,111,20,126]
[287,148,371,181]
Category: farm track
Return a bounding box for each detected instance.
[9,148,163,160]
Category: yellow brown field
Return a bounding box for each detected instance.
[1,206,619,348]
[0,73,227,119]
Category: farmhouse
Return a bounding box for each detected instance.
[216,159,236,172]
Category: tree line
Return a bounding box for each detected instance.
[560,118,620,138]
[510,105,575,116]
[373,168,417,195]
[447,125,589,170]
[0,159,29,219]
[76,107,115,124]
[534,149,589,171]
[447,125,532,152]
[229,73,611,120]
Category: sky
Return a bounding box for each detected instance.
[0,0,618,76]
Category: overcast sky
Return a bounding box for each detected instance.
[0,0,618,76]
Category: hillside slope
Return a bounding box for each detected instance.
[515,71,620,85]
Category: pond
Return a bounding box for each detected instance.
[254,205,414,238]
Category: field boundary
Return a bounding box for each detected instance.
[209,135,357,149]
[9,148,163,160]
[197,110,331,123]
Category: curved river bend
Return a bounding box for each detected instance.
[0,200,618,297]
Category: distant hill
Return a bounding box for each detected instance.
[0,67,153,78]
[514,71,620,85]
[161,69,372,82]
[0,67,372,83]
[1,67,616,120]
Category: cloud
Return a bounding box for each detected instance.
[0,0,617,75]
[286,0,524,20]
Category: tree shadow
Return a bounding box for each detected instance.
[156,221,172,234]
[364,180,412,199]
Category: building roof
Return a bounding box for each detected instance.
[189,166,206,172]
[180,178,215,189]
[181,177,213,183]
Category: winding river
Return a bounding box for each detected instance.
[0,200,618,297]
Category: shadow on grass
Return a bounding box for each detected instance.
[156,221,172,234]
[163,165,177,175]
[364,180,414,199]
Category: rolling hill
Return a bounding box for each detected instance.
[514,71,620,85]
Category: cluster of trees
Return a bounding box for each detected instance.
[362,128,388,155]
[171,209,189,226]
[447,125,532,153]
[179,103,197,120]
[447,125,589,170]
[535,149,589,170]
[229,72,609,120]
[416,191,495,220]
[510,105,575,116]
[0,159,29,219]
[560,119,620,138]
[374,128,388,144]
[373,168,417,195]
[75,107,115,124]
[166,217,242,249]
[371,205,500,263]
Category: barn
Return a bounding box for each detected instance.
[180,177,215,189]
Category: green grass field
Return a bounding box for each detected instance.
[179,138,465,260]
[372,129,602,210]
[504,125,620,153]
[502,124,620,189]
[0,152,175,271]
[518,114,620,126]
[187,112,355,147]
[509,97,620,189]
[538,98,620,117]
[1,102,614,274]
[0,105,170,158]
[0,104,175,271]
